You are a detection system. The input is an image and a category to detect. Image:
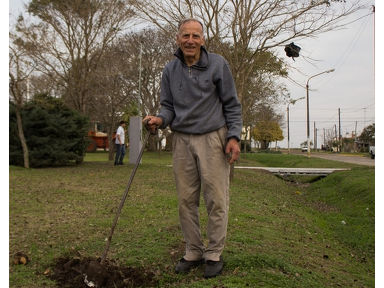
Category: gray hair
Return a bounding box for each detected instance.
[178,18,204,34]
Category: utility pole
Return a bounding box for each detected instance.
[286,97,304,153]
[323,128,326,150]
[306,69,335,157]
[314,121,316,152]
[373,5,375,110]
[334,125,337,151]
[132,42,143,163]
[287,105,290,153]
[354,121,358,152]
[338,108,341,152]
[138,42,143,116]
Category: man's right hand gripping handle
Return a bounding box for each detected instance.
[143,116,162,135]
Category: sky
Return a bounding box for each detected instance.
[7,0,376,149]
[274,1,376,149]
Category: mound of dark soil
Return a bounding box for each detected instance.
[49,256,157,288]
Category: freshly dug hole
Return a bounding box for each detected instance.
[49,256,158,288]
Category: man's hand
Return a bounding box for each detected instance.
[225,138,240,164]
[143,116,163,134]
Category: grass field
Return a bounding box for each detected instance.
[9,152,374,287]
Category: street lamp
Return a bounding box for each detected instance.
[306,68,335,157]
[287,97,305,153]
[138,42,143,116]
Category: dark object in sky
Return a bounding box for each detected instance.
[284,42,301,60]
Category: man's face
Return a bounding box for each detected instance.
[176,21,205,64]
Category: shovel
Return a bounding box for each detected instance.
[101,120,157,264]
[63,121,157,288]
[81,120,157,288]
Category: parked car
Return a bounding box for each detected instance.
[369,145,375,159]
[301,146,308,152]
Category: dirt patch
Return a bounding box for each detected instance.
[49,256,158,288]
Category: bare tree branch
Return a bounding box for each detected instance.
[14,0,135,114]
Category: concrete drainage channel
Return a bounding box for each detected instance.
[234,166,351,177]
[234,166,351,184]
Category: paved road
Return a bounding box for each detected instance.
[290,151,375,167]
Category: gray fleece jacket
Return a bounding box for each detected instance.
[157,47,242,141]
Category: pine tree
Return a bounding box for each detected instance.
[9,94,89,167]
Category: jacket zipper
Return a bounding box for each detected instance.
[188,67,192,77]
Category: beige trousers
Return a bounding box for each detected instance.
[172,126,230,262]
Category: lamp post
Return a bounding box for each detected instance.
[287,97,305,153]
[306,69,335,157]
[138,42,143,116]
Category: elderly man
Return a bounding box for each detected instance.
[144,18,242,278]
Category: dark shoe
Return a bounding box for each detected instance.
[204,257,224,278]
[175,258,203,274]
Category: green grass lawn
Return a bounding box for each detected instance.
[9,152,374,287]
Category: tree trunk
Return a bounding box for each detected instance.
[147,136,158,151]
[242,126,247,153]
[261,140,270,150]
[107,126,115,161]
[15,106,29,168]
[108,137,115,161]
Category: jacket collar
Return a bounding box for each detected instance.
[174,46,208,69]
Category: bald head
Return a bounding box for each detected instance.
[178,18,204,35]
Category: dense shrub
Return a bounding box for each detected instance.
[9,95,89,167]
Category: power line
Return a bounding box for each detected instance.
[291,106,374,112]
[288,119,374,123]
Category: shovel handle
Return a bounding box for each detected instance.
[101,130,152,264]
[144,119,158,135]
